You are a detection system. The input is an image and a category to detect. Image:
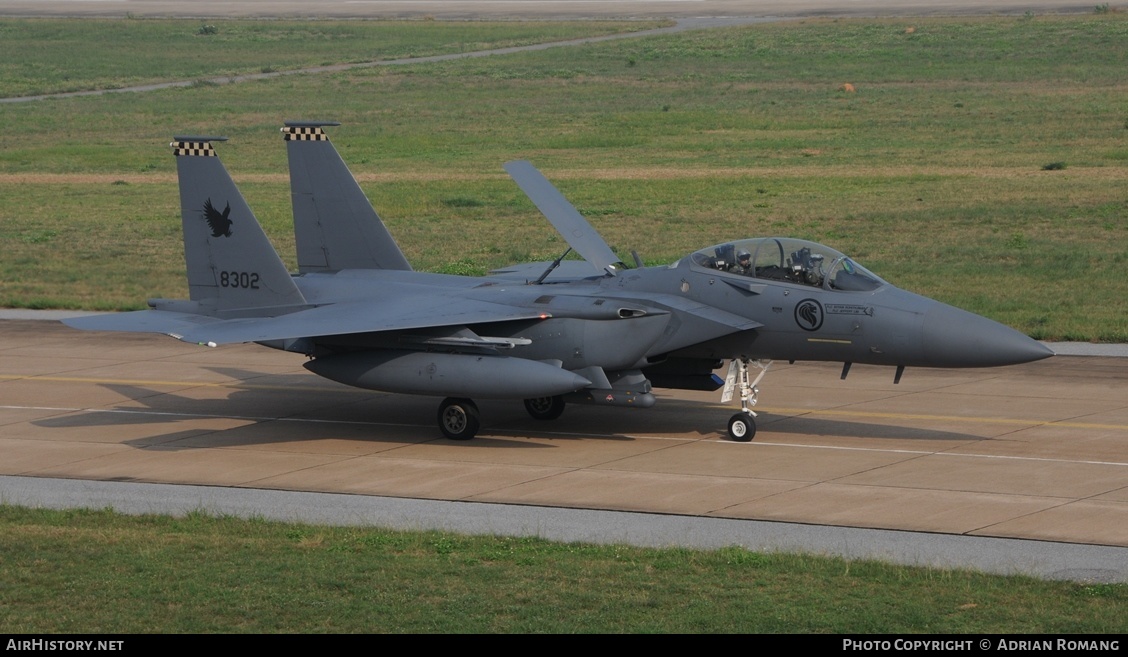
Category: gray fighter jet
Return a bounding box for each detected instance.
[65,122,1053,441]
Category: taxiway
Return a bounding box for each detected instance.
[2,319,1126,569]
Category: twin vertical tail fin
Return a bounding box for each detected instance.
[172,136,307,315]
[282,121,412,273]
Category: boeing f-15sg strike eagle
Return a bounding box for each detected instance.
[64,122,1053,441]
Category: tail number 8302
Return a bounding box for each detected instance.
[219,271,260,289]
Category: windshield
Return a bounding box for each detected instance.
[689,238,885,291]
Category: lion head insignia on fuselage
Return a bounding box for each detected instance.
[794,298,824,331]
[202,198,233,238]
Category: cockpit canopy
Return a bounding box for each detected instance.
[688,238,886,292]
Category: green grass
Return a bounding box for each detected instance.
[1,506,1124,633]
[0,18,667,97]
[1,15,1126,340]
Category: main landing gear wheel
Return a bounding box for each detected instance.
[438,397,480,440]
[727,413,756,442]
[523,395,565,421]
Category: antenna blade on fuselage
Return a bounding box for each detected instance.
[504,160,620,277]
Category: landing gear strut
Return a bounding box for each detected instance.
[721,358,771,442]
[438,397,480,440]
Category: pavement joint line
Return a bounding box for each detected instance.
[738,440,937,457]
[739,440,1128,467]
[762,406,1128,431]
[6,403,1128,468]
[966,497,1080,537]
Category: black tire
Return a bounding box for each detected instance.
[438,398,480,440]
[523,395,566,421]
[727,413,756,442]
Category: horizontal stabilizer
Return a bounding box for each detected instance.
[62,310,224,340]
[504,160,621,277]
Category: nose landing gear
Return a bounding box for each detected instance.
[721,358,771,442]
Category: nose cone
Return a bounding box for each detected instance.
[922,303,1054,367]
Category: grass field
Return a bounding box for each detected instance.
[1,506,1124,633]
[1,15,1126,339]
[0,18,666,97]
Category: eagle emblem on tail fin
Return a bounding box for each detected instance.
[202,198,233,237]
